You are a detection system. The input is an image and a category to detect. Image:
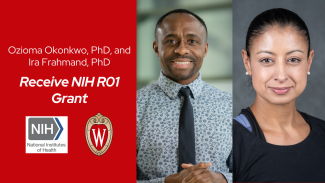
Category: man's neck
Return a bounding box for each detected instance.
[163,72,199,85]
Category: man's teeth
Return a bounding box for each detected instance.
[174,62,190,65]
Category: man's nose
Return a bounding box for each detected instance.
[174,41,189,55]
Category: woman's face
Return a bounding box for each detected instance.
[243,25,314,105]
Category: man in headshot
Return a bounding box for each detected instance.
[137,9,232,183]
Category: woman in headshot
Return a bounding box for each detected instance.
[233,8,325,182]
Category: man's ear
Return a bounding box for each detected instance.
[242,49,251,75]
[153,41,159,57]
[203,42,209,57]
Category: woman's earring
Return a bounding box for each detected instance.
[246,72,248,75]
[308,72,310,75]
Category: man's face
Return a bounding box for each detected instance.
[154,13,208,85]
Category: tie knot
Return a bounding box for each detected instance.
[179,87,191,97]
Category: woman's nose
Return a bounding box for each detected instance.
[274,62,288,82]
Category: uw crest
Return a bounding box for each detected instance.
[85,113,113,156]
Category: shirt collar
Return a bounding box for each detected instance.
[157,71,204,100]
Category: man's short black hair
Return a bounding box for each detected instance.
[155,9,208,41]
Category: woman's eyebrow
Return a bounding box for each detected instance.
[256,50,304,55]
[256,50,275,55]
[286,50,304,54]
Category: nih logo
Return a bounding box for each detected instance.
[26,116,68,153]
[28,117,63,140]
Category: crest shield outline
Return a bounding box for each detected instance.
[85,113,113,156]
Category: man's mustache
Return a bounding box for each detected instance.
[166,55,197,62]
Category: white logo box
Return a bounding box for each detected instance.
[25,116,68,153]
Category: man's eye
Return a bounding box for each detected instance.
[167,40,176,44]
[288,58,301,62]
[189,40,197,44]
[260,58,272,63]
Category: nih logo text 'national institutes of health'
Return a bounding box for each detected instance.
[26,117,68,153]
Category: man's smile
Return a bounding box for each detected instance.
[170,60,192,69]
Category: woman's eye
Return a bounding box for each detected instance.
[260,58,272,63]
[288,58,301,62]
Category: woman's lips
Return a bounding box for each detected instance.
[270,87,291,94]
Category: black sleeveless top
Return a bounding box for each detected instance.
[233,108,325,182]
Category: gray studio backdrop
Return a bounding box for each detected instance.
[233,0,325,119]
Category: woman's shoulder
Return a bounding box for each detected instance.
[304,113,325,122]
[300,112,325,134]
[233,117,257,143]
[233,107,256,133]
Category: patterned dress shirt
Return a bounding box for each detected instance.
[137,72,232,183]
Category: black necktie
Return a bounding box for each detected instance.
[178,87,196,172]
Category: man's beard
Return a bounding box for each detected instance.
[164,55,198,81]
